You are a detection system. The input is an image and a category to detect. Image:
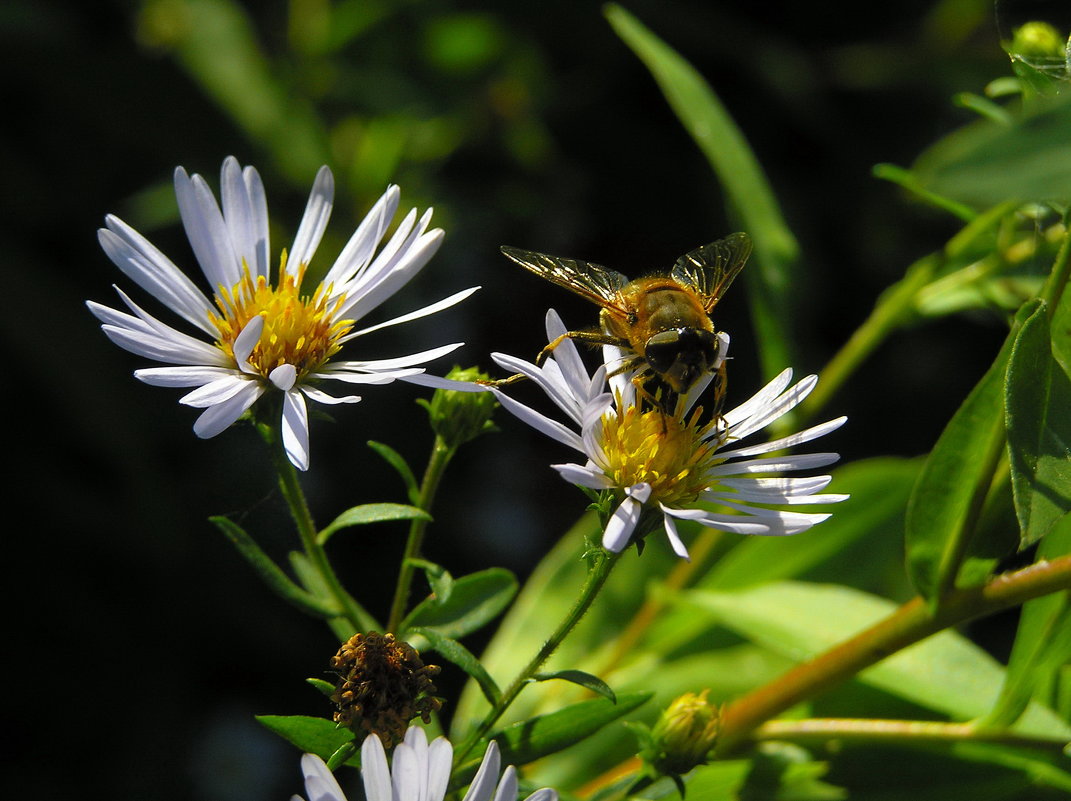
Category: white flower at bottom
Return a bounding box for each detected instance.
[291,727,557,801]
[492,310,849,560]
[88,157,478,470]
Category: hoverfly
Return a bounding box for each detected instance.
[496,232,752,414]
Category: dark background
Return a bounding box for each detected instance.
[3,0,1048,798]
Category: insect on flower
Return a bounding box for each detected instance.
[491,233,752,415]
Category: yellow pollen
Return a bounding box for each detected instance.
[208,260,354,381]
[599,405,726,507]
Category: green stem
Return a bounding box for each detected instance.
[454,547,623,766]
[753,718,1068,753]
[265,423,376,635]
[715,552,1071,753]
[387,436,456,633]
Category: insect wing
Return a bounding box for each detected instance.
[670,232,752,312]
[500,246,629,309]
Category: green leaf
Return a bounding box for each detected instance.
[605,3,799,379]
[306,677,336,698]
[211,516,340,618]
[532,670,617,703]
[412,627,501,706]
[493,691,652,768]
[1005,304,1071,547]
[682,581,1071,738]
[905,303,1041,602]
[318,503,431,544]
[367,440,420,504]
[401,567,517,641]
[985,512,1071,728]
[912,94,1071,208]
[409,559,454,604]
[705,458,920,591]
[256,715,360,767]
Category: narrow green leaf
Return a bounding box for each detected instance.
[912,94,1071,207]
[318,503,431,544]
[532,670,617,703]
[905,302,1042,602]
[256,715,360,767]
[401,567,517,641]
[872,163,977,221]
[306,677,336,698]
[605,3,799,379]
[408,559,454,605]
[494,691,652,767]
[985,512,1071,728]
[211,516,340,618]
[1005,305,1071,547]
[705,458,920,591]
[367,440,420,504]
[682,581,1071,738]
[411,627,501,706]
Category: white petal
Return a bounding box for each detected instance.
[361,735,392,801]
[233,315,265,372]
[660,511,691,560]
[494,390,585,452]
[270,363,297,391]
[180,375,255,408]
[300,385,362,405]
[602,486,650,553]
[335,343,463,371]
[715,416,847,458]
[192,381,264,438]
[552,462,614,489]
[392,743,421,801]
[461,740,501,801]
[397,373,491,391]
[426,737,453,801]
[282,390,311,471]
[661,506,783,535]
[544,309,590,396]
[315,368,425,385]
[728,375,818,441]
[491,766,518,801]
[91,292,228,366]
[523,791,558,801]
[98,218,217,335]
[299,753,347,801]
[337,226,445,322]
[135,365,240,387]
[285,166,334,277]
[706,487,849,505]
[221,157,270,280]
[722,368,794,428]
[324,185,400,287]
[491,352,584,424]
[343,288,480,340]
[718,476,834,495]
[175,166,241,290]
[705,452,841,476]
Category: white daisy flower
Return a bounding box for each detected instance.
[88,157,478,470]
[292,727,557,801]
[492,310,849,560]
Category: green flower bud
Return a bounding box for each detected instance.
[418,366,498,449]
[644,690,721,776]
[1009,21,1065,60]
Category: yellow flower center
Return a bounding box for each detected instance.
[208,259,353,381]
[599,405,726,507]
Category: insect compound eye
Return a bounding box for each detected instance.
[692,329,721,367]
[644,329,684,373]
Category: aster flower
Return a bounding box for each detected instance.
[491,310,848,560]
[88,157,478,470]
[292,726,558,801]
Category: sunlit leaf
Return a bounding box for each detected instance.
[401,567,517,642]
[533,669,616,703]
[1005,304,1071,547]
[318,503,431,544]
[256,715,360,767]
[682,581,1071,738]
[412,627,501,706]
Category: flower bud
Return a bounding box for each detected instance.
[418,366,498,449]
[1008,21,1065,60]
[644,690,721,776]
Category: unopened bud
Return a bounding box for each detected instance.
[418,366,498,449]
[645,690,721,776]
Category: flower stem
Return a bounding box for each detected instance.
[454,547,623,766]
[264,423,376,636]
[715,553,1071,753]
[387,436,456,633]
[753,718,1069,752]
